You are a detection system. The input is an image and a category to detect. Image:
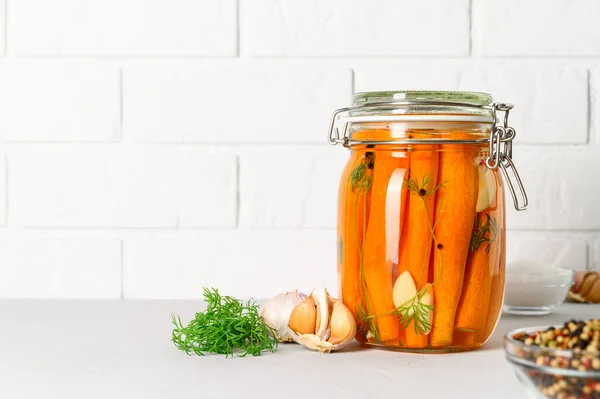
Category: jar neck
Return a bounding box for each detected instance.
[348,122,491,145]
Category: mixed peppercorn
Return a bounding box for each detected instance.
[511,319,600,399]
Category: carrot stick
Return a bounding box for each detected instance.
[363,149,406,342]
[453,330,476,347]
[478,256,505,342]
[430,138,478,347]
[401,283,434,347]
[454,209,499,334]
[339,152,362,320]
[405,320,426,348]
[398,145,439,288]
[477,174,506,343]
[397,144,439,347]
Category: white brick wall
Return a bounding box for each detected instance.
[123,231,335,299]
[239,148,348,228]
[0,238,121,298]
[0,0,5,56]
[241,0,470,56]
[591,69,600,143]
[123,66,352,143]
[0,155,5,226]
[9,149,237,227]
[0,0,599,299]
[507,233,588,271]
[13,0,237,56]
[0,63,120,142]
[472,0,600,56]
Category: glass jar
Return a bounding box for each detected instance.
[329,91,528,352]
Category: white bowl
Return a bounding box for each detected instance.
[503,260,574,316]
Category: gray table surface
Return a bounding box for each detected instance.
[1,300,598,399]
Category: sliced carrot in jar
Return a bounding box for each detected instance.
[454,205,500,336]
[430,136,478,347]
[397,141,439,348]
[360,130,409,343]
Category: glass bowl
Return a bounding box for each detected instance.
[504,325,600,399]
[504,263,574,316]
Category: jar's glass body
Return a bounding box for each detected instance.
[336,121,506,352]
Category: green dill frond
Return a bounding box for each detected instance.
[404,172,446,200]
[392,289,435,336]
[469,213,498,253]
[171,288,278,357]
[350,153,375,192]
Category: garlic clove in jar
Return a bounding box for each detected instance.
[419,283,434,335]
[288,295,317,335]
[392,270,418,314]
[475,166,497,213]
[260,289,307,342]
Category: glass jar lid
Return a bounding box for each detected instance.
[348,90,494,122]
[352,90,493,106]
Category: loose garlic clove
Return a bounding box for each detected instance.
[288,295,317,335]
[291,289,356,353]
[314,287,332,340]
[328,301,356,346]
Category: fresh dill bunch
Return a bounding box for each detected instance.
[171,287,278,357]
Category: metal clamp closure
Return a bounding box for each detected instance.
[485,103,528,211]
[328,107,351,146]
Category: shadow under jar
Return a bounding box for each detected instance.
[329,91,528,353]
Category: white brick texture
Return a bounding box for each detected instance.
[0,238,121,298]
[13,0,237,56]
[123,231,336,299]
[0,1,5,56]
[9,149,237,228]
[242,0,470,57]
[473,0,600,56]
[0,155,5,225]
[0,63,120,142]
[591,69,600,143]
[507,234,588,271]
[593,239,600,271]
[506,149,600,231]
[356,66,588,144]
[240,149,348,228]
[124,66,352,143]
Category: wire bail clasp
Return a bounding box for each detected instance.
[327,107,350,146]
[485,103,529,211]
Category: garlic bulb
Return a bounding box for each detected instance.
[287,287,356,353]
[259,290,307,342]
